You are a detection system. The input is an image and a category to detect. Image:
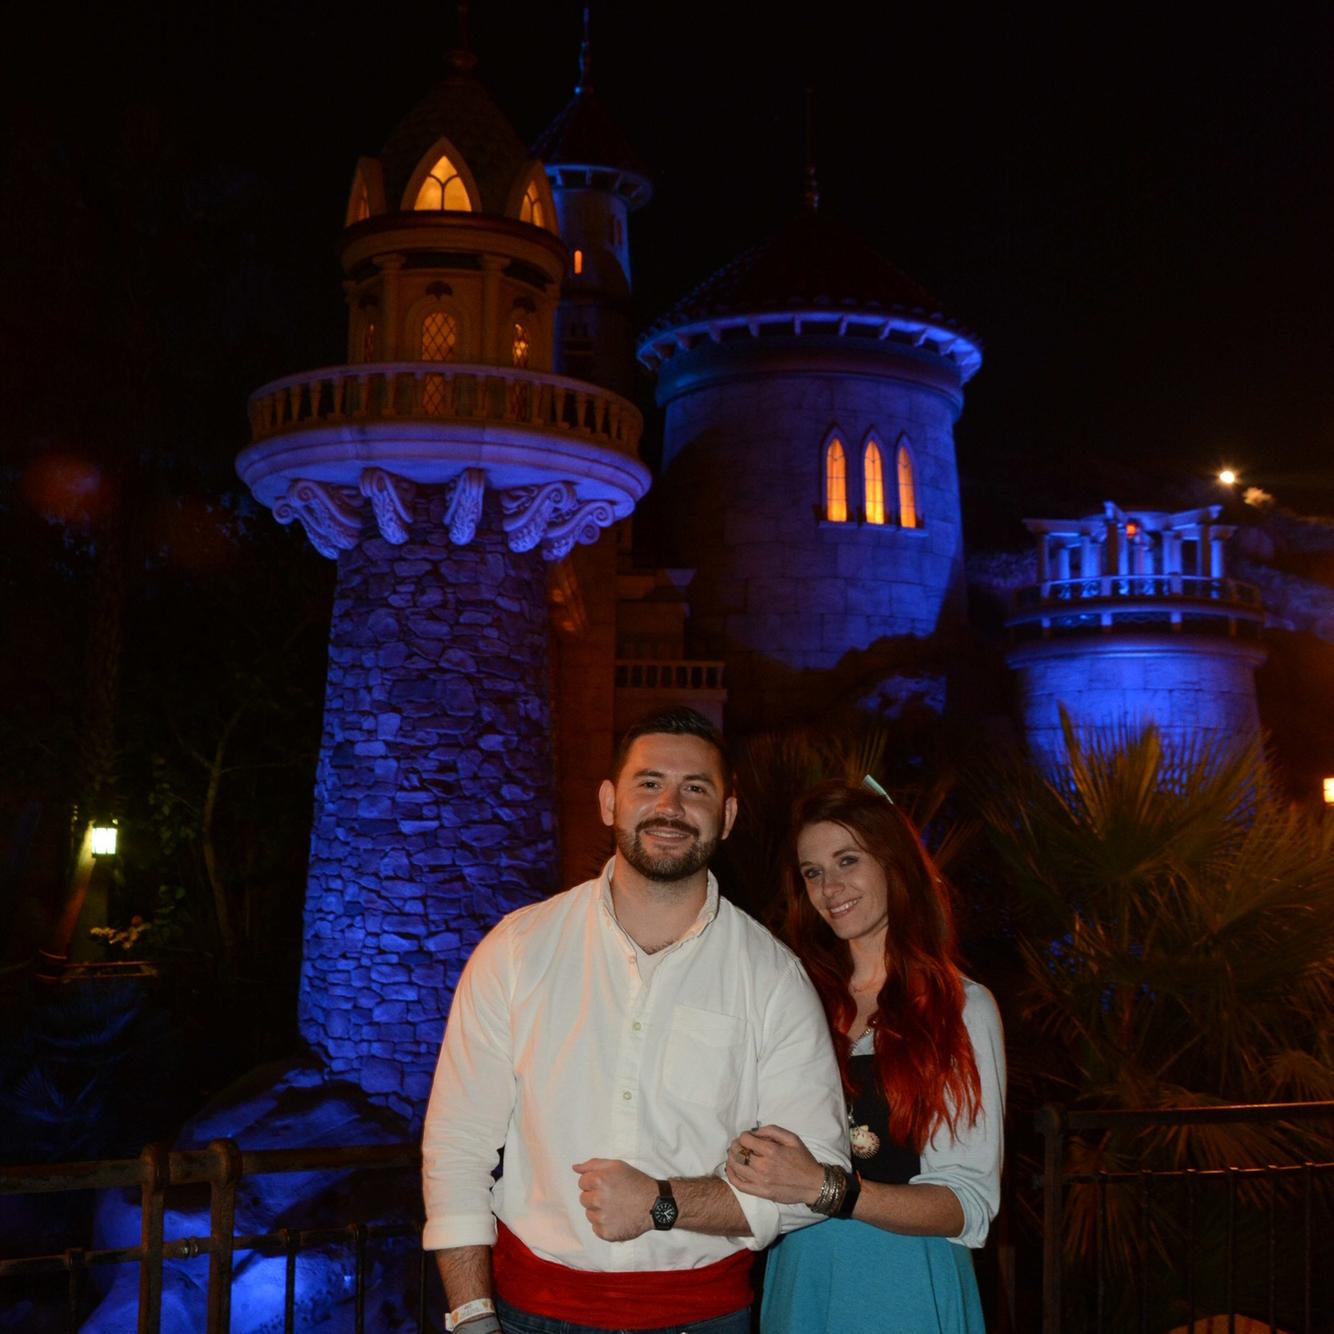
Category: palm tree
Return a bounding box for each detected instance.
[976,712,1334,1323]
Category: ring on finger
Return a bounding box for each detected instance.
[737,1146,752,1165]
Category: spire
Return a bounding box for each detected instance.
[447,0,479,74]
[802,84,820,213]
[576,7,593,96]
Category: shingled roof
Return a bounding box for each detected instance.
[379,53,530,215]
[643,211,976,342]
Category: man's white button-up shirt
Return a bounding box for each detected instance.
[422,865,848,1270]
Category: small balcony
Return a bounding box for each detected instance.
[614,659,727,730]
[1008,574,1265,645]
[247,362,642,456]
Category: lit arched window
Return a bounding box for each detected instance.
[520,181,545,227]
[897,443,918,528]
[863,441,885,525]
[421,311,458,361]
[414,153,471,211]
[361,320,377,362]
[512,320,531,368]
[825,438,848,523]
[420,310,458,415]
[572,248,584,275]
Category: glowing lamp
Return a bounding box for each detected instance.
[1218,468,1237,486]
[1125,521,1139,537]
[90,823,119,856]
[1324,778,1334,806]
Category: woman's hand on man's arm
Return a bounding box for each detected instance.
[724,1124,825,1205]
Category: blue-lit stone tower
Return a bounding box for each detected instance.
[638,203,982,730]
[236,46,648,1121]
[1005,502,1267,763]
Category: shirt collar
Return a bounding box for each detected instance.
[597,858,720,948]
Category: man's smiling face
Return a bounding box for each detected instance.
[599,732,736,883]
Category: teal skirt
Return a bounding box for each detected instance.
[760,1218,985,1334]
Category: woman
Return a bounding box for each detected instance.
[726,781,1005,1333]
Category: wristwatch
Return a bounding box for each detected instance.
[649,1178,678,1230]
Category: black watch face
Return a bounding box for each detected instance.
[650,1194,678,1230]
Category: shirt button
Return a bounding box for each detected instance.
[622,1090,632,1101]
[632,1021,642,1031]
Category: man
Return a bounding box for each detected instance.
[422,707,848,1334]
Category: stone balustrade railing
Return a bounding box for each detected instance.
[1013,574,1262,612]
[248,362,643,455]
[614,660,727,691]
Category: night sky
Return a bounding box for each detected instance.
[9,3,1334,532]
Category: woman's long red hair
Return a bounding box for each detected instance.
[781,781,981,1153]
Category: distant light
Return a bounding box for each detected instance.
[1218,468,1237,486]
[1125,521,1139,537]
[1324,778,1334,806]
[91,823,118,856]
[573,248,583,275]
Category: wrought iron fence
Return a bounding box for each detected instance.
[1035,1101,1334,1334]
[0,1139,427,1333]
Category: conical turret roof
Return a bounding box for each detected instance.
[379,52,530,214]
[645,211,973,337]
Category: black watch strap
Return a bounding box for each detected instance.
[649,1178,678,1230]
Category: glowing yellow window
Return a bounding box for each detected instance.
[897,445,918,528]
[573,248,584,275]
[864,442,885,525]
[512,320,531,368]
[825,439,848,523]
[520,181,545,228]
[420,311,458,362]
[414,154,471,211]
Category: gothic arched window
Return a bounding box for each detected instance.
[414,153,471,212]
[825,438,848,523]
[863,440,885,525]
[520,180,545,228]
[896,442,919,529]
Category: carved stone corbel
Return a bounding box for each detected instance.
[500,481,576,553]
[359,468,414,544]
[273,479,363,559]
[540,497,618,561]
[443,468,486,546]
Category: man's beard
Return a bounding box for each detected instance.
[616,818,719,882]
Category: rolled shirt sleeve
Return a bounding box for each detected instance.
[722,956,850,1250]
[421,917,517,1251]
[911,979,1006,1249]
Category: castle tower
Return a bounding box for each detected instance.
[236,46,648,1122]
[533,16,654,882]
[1005,502,1267,764]
[638,207,982,730]
[533,11,652,397]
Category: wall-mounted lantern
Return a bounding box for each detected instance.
[90,822,119,857]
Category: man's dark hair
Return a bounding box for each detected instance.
[611,706,732,793]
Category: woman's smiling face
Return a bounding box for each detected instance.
[797,820,891,944]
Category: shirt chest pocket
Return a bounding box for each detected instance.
[662,1004,748,1108]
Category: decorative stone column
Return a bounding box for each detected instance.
[237,365,647,1122]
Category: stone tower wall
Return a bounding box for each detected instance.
[654,352,966,727]
[300,490,555,1124]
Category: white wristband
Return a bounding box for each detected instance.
[445,1297,496,1331]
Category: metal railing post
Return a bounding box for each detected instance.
[1037,1104,1066,1334]
[137,1143,168,1334]
[205,1139,242,1331]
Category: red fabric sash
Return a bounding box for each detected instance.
[492,1223,753,1328]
